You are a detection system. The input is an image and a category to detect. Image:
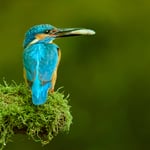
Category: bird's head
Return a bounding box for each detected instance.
[23,24,95,48]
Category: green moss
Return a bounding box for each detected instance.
[0,81,72,150]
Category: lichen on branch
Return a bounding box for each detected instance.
[0,81,72,150]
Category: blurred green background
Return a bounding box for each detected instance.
[1,0,150,149]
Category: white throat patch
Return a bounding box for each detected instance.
[28,39,39,46]
[27,38,53,47]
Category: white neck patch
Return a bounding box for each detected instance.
[28,39,39,46]
[27,37,53,47]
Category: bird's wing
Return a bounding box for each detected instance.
[38,44,59,83]
[23,46,37,86]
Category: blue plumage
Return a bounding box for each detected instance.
[23,42,58,105]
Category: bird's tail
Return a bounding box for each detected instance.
[31,79,51,105]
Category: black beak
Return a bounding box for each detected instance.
[54,28,95,38]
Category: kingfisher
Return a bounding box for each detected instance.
[23,24,95,105]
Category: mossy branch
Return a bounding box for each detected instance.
[0,81,72,150]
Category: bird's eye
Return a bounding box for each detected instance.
[45,30,50,34]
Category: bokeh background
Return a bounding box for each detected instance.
[0,0,150,149]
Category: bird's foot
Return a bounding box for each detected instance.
[49,89,54,93]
